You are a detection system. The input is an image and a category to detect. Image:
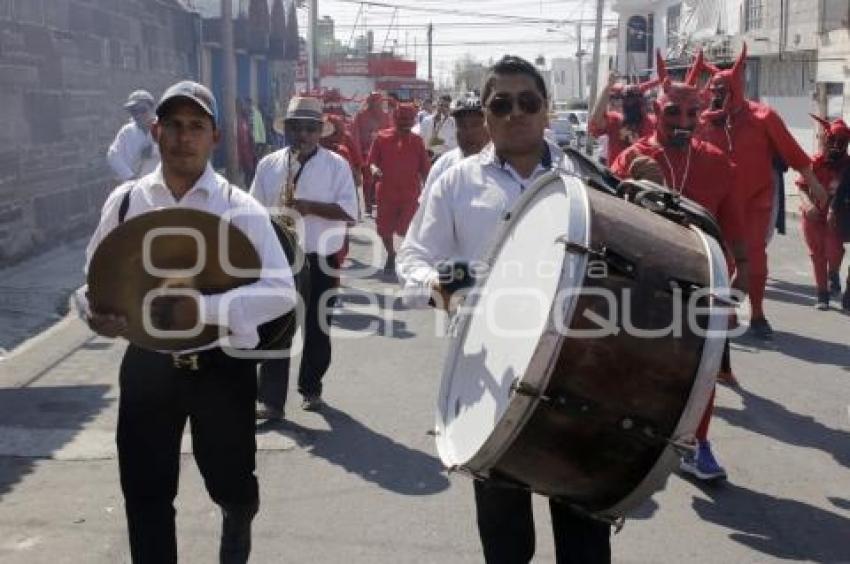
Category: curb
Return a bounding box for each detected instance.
[0,296,95,388]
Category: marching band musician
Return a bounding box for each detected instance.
[107,89,161,181]
[83,81,296,563]
[251,96,358,419]
[417,94,458,161]
[397,55,611,564]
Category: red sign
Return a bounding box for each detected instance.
[319,57,417,78]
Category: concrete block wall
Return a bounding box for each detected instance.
[0,0,197,265]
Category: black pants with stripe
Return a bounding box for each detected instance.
[117,345,259,563]
[257,253,338,410]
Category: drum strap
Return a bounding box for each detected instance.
[117,184,135,225]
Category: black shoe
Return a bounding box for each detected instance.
[747,317,774,340]
[220,502,257,564]
[815,292,830,311]
[829,271,842,296]
[255,403,284,420]
[301,394,325,411]
[384,253,396,275]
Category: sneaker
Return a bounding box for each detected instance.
[301,395,325,411]
[815,292,830,311]
[716,370,739,387]
[828,271,842,296]
[256,403,284,420]
[680,441,727,481]
[747,317,774,340]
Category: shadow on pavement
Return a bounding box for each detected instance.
[714,387,850,470]
[770,330,850,367]
[627,497,659,520]
[0,384,112,500]
[764,279,818,308]
[689,479,850,562]
[257,404,449,496]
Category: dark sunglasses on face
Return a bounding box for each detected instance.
[288,122,320,133]
[486,91,544,117]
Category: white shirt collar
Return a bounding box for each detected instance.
[144,162,219,199]
[477,139,562,174]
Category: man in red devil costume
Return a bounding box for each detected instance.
[611,50,750,481]
[694,44,828,339]
[367,104,431,273]
[352,92,392,215]
[590,73,660,163]
[797,115,850,310]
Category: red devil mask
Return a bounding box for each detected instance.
[811,114,850,162]
[611,76,660,124]
[394,104,417,130]
[653,50,701,148]
[700,43,748,122]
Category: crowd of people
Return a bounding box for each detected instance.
[95,48,850,563]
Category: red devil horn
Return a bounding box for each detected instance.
[656,49,668,83]
[638,77,662,94]
[809,113,832,133]
[684,49,705,86]
[731,42,747,82]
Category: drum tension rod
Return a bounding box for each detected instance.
[554,236,637,278]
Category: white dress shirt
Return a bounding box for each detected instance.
[250,146,358,256]
[107,120,160,181]
[422,147,464,199]
[82,163,296,351]
[396,140,574,306]
[417,113,458,157]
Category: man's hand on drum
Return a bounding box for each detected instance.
[430,280,455,312]
[85,291,128,338]
[627,155,665,185]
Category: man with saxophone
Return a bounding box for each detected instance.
[251,96,358,419]
[84,81,296,563]
[417,94,457,162]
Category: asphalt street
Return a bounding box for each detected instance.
[0,215,848,563]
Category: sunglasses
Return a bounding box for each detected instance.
[486,91,544,117]
[288,122,321,133]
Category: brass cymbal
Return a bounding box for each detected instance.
[87,208,261,351]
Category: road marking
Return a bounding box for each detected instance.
[0,426,295,460]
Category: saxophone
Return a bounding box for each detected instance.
[277,148,300,230]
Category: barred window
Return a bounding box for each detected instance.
[744,0,764,31]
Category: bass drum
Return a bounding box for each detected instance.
[255,221,311,350]
[435,170,730,520]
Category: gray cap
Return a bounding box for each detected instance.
[124,90,155,110]
[155,81,218,122]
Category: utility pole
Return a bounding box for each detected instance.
[307,0,317,91]
[585,0,604,156]
[221,0,240,183]
[427,22,433,82]
[575,23,583,100]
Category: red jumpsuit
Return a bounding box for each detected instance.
[367,129,430,250]
[352,108,392,212]
[698,101,811,319]
[612,135,744,444]
[797,154,848,293]
[589,111,656,164]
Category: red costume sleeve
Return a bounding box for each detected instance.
[417,136,431,181]
[609,145,636,178]
[762,108,811,171]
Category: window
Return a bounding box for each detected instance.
[822,0,850,32]
[744,0,764,31]
[626,16,648,52]
[667,4,681,48]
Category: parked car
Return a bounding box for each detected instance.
[549,117,575,148]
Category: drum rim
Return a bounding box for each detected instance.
[598,225,729,519]
[435,170,591,473]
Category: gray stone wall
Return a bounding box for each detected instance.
[0,0,198,264]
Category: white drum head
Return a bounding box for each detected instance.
[436,172,589,471]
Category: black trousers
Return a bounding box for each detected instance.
[117,345,259,564]
[258,253,338,410]
[474,481,611,564]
